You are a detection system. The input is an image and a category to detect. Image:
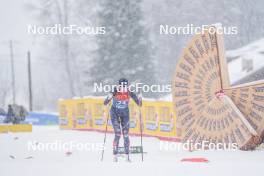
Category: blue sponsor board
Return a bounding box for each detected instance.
[77,118,87,125]
[160,123,172,132]
[25,112,58,125]
[95,118,104,125]
[0,115,5,123]
[129,121,136,128]
[146,122,157,131]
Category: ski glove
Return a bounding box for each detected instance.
[104,93,113,105]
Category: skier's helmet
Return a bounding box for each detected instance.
[118,78,128,87]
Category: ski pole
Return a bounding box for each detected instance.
[101,105,110,162]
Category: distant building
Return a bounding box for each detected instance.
[226,38,264,85]
[234,67,264,85]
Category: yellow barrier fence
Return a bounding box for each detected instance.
[58,97,179,141]
[0,124,32,133]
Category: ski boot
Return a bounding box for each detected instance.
[126,154,131,162]
[113,155,118,162]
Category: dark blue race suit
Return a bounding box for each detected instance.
[104,87,141,155]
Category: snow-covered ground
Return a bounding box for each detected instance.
[0,126,264,176]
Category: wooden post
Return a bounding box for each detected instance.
[27,51,33,111]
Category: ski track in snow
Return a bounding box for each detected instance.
[0,126,263,176]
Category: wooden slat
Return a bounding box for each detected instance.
[172,24,262,150]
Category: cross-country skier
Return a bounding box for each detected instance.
[104,78,142,162]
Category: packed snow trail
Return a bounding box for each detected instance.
[0,126,263,176]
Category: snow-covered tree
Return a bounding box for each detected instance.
[89,0,157,96]
[26,0,98,110]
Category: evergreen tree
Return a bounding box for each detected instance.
[90,0,156,96]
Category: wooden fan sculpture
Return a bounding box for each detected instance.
[172,25,264,150]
